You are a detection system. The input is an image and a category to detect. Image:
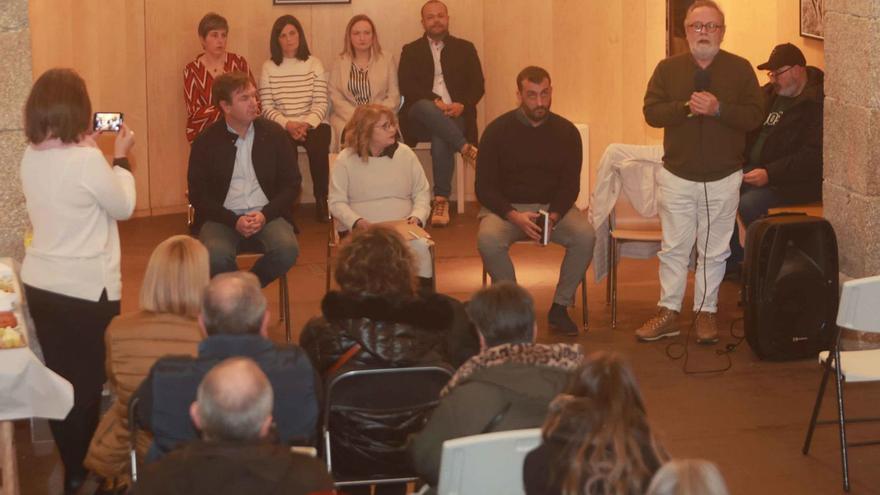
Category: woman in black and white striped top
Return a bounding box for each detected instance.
[328,14,400,153]
[260,14,331,222]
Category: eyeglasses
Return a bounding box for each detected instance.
[767,66,794,79]
[687,22,724,33]
[375,121,397,131]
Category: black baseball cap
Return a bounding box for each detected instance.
[757,43,806,70]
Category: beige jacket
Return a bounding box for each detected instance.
[328,51,400,151]
[84,311,203,482]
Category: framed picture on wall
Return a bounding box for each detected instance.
[800,0,825,40]
[273,0,350,4]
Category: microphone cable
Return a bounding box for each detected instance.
[663,97,741,374]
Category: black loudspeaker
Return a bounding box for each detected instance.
[742,214,838,361]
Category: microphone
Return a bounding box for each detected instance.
[687,69,711,117]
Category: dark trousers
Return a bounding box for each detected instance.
[24,285,120,484]
[729,185,784,265]
[290,123,331,200]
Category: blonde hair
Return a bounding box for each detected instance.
[342,104,398,160]
[646,460,729,495]
[340,14,382,58]
[139,235,210,318]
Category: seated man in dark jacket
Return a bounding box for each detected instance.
[133,357,332,495]
[188,71,301,287]
[729,43,824,271]
[134,272,320,459]
[408,282,584,490]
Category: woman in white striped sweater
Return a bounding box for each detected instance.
[260,15,331,222]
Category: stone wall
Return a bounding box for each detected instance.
[0,0,31,262]
[823,0,880,279]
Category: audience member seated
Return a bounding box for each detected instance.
[523,351,667,495]
[301,224,477,374]
[132,357,334,495]
[83,236,209,491]
[398,0,483,227]
[328,14,400,151]
[328,104,434,287]
[260,14,332,222]
[728,43,824,274]
[134,272,319,459]
[188,71,301,287]
[409,282,583,491]
[184,12,257,143]
[475,65,596,337]
[646,459,729,495]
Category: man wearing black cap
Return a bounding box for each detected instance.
[727,43,824,274]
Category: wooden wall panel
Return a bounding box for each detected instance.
[29,0,150,215]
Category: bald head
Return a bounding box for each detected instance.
[200,271,267,336]
[191,357,273,442]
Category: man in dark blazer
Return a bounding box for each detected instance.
[398,0,484,227]
[187,72,301,287]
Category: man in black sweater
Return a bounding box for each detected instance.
[475,66,595,336]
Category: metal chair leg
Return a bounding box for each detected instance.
[803,354,834,454]
[481,266,488,287]
[280,273,291,344]
[606,233,612,305]
[833,346,851,492]
[581,275,588,331]
[611,237,619,329]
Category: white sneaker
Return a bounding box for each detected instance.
[431,197,450,227]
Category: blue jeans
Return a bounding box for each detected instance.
[199,217,299,287]
[406,99,467,198]
[729,185,783,265]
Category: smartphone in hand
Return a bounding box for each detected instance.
[533,209,550,246]
[93,112,124,132]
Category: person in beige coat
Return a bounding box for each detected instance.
[328,14,401,151]
[83,235,209,491]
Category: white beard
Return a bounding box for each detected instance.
[690,42,720,62]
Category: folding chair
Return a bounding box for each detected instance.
[322,366,453,490]
[803,275,880,492]
[436,428,541,495]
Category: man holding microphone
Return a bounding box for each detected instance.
[638,0,763,344]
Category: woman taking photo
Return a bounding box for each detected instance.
[260,14,332,222]
[183,12,256,143]
[523,352,668,495]
[84,235,209,491]
[328,14,400,151]
[21,67,136,494]
[328,104,434,287]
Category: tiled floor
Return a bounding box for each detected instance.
[13,203,880,494]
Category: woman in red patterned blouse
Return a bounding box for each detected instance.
[183,12,256,143]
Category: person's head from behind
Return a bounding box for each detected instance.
[199,272,268,338]
[343,14,381,57]
[342,104,399,159]
[24,68,92,145]
[646,459,729,495]
[140,235,210,318]
[197,12,228,57]
[516,66,552,124]
[466,282,535,349]
[542,352,666,494]
[334,225,415,299]
[270,15,310,65]
[190,357,273,442]
[212,72,258,128]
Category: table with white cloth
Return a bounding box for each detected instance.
[0,258,74,495]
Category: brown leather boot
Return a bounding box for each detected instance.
[695,311,720,344]
[635,307,680,342]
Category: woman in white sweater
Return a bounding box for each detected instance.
[329,104,433,283]
[20,68,136,494]
[328,14,400,152]
[260,14,331,222]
